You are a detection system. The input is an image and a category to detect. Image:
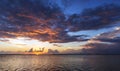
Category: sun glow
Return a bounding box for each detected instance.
[24,51,45,55]
[0,37,58,54]
[33,52,43,55]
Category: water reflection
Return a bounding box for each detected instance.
[0,55,120,71]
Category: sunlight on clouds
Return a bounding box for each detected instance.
[0,37,67,53]
[9,37,26,45]
[8,37,53,48]
[87,39,101,43]
[115,27,120,30]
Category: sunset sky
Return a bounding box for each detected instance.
[0,0,120,54]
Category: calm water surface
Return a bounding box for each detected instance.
[0,55,120,71]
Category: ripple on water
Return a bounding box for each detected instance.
[0,66,83,71]
[15,68,32,71]
[0,68,9,71]
[46,66,69,71]
[0,68,4,71]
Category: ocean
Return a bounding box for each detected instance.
[0,55,120,71]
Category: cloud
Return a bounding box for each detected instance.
[0,1,120,43]
[91,28,120,43]
[53,44,62,47]
[0,51,24,54]
[0,0,89,43]
[47,49,59,54]
[0,38,9,42]
[80,28,120,54]
[58,28,120,54]
[61,49,81,54]
[80,42,120,54]
[67,4,120,31]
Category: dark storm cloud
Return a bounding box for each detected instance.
[67,4,120,31]
[0,0,120,43]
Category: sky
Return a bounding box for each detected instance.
[0,0,120,54]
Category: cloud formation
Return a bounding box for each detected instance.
[80,28,120,54]
[0,0,89,43]
[59,28,120,54]
[0,0,120,43]
[47,49,59,54]
[67,4,120,31]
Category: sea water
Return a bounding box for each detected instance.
[0,55,120,71]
